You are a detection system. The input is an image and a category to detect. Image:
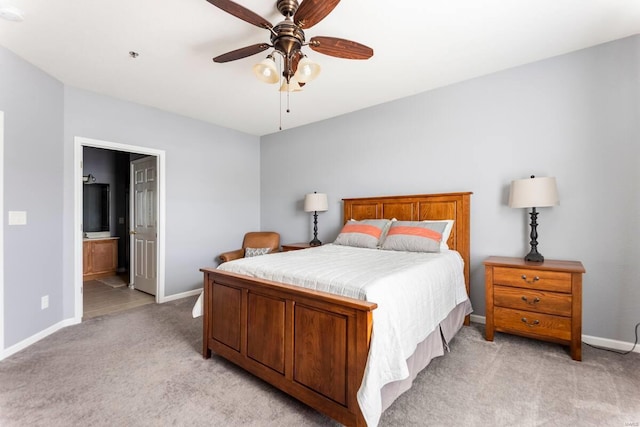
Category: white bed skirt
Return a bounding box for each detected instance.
[380,299,472,412]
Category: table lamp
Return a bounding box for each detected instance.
[508,175,559,262]
[304,192,328,246]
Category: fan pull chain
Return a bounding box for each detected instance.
[278,85,291,131]
[278,58,283,130]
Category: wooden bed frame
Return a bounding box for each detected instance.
[201,192,471,426]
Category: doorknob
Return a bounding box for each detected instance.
[130,231,137,235]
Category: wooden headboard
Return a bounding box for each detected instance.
[342,192,472,299]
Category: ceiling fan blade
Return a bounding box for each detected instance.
[309,36,374,60]
[213,43,270,63]
[205,0,272,29]
[294,0,340,29]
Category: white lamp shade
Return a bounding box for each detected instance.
[509,176,559,208]
[304,193,328,212]
[252,56,279,84]
[293,57,321,83]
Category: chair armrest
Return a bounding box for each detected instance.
[219,248,244,263]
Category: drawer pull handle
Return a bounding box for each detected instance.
[521,296,540,305]
[521,274,540,284]
[521,317,540,327]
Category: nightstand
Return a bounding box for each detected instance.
[281,242,315,252]
[484,256,585,361]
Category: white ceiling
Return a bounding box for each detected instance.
[1,0,639,136]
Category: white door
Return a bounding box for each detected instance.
[131,156,157,295]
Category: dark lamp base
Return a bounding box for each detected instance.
[525,207,544,263]
[524,251,544,263]
[309,239,322,247]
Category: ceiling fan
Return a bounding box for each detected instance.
[206,0,374,90]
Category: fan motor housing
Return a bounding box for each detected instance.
[272,20,305,57]
[276,0,299,17]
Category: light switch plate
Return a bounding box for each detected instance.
[8,211,27,225]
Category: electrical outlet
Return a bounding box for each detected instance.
[41,295,49,310]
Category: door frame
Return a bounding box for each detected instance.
[0,111,5,353]
[73,136,166,322]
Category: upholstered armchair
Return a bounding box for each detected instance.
[218,231,281,263]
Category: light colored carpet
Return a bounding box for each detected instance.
[0,296,638,426]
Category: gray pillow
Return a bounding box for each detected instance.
[334,219,391,249]
[381,221,447,253]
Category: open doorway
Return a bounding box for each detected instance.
[81,147,156,318]
[74,137,166,322]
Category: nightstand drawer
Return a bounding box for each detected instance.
[494,307,571,342]
[493,267,572,292]
[494,285,572,317]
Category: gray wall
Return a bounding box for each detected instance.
[82,147,118,236]
[63,86,261,317]
[0,47,65,347]
[1,46,261,349]
[260,35,640,343]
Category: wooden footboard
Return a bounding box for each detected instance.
[201,268,377,427]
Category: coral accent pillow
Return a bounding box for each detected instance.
[381,221,448,253]
[334,219,391,249]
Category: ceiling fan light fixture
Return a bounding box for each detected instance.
[208,0,374,123]
[252,55,279,84]
[279,77,303,92]
[294,56,320,83]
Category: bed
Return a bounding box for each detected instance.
[200,192,472,426]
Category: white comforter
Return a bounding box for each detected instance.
[199,244,469,426]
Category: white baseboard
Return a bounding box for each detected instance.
[0,317,81,361]
[470,314,486,324]
[582,334,640,354]
[160,288,201,303]
[468,314,639,354]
